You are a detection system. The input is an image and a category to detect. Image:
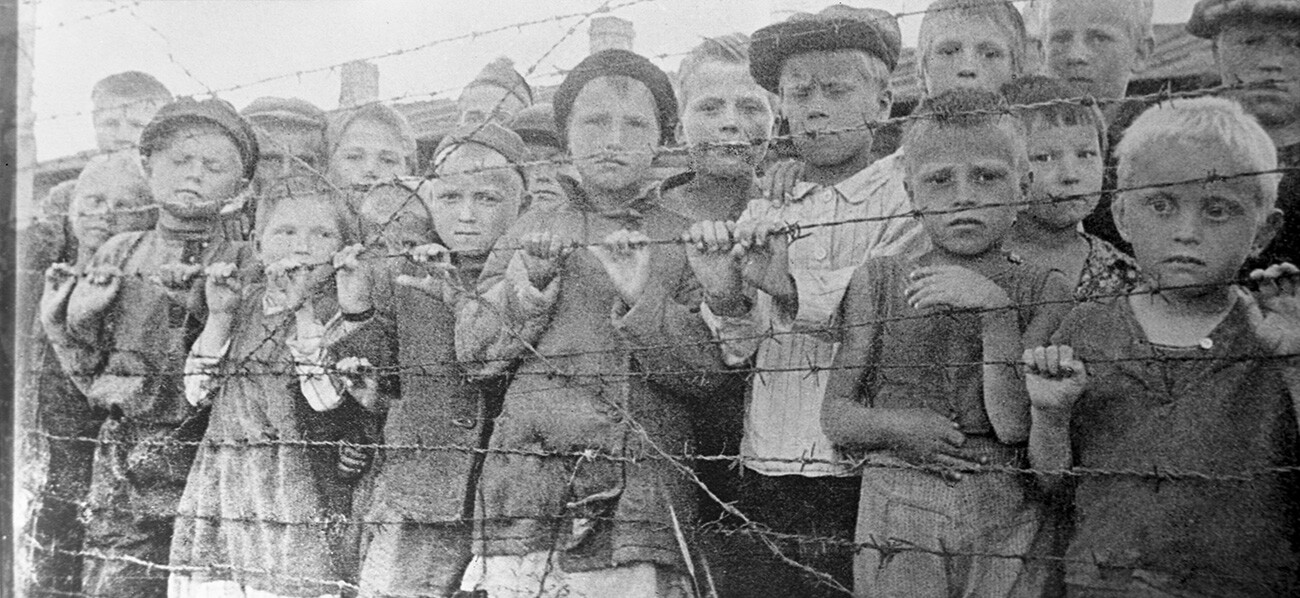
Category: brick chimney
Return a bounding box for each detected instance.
[339,60,379,108]
[589,16,634,54]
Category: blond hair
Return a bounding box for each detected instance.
[1117,98,1279,209]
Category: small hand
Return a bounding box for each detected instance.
[519,231,577,288]
[263,258,312,315]
[394,243,455,298]
[66,265,123,326]
[588,229,652,307]
[1022,345,1087,416]
[1249,262,1300,356]
[336,356,381,411]
[153,262,204,291]
[332,244,372,315]
[906,266,1010,311]
[337,430,374,479]
[203,262,242,316]
[682,220,744,301]
[731,216,793,300]
[39,263,78,330]
[760,159,805,204]
[888,410,983,483]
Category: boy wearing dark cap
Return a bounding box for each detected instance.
[45,97,257,598]
[457,56,533,127]
[508,102,572,208]
[454,49,723,598]
[355,122,529,598]
[235,96,330,239]
[682,7,924,596]
[1190,0,1300,269]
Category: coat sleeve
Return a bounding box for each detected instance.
[456,211,560,378]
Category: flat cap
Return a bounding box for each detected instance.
[139,97,260,182]
[1188,0,1300,38]
[430,122,528,177]
[750,4,902,94]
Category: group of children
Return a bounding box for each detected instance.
[19,0,1300,597]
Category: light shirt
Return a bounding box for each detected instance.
[702,152,925,476]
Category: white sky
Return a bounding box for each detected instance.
[25,0,1197,162]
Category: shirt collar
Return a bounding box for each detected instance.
[787,149,903,205]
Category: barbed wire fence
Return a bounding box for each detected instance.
[15,1,1300,597]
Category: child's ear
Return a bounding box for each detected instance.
[1251,208,1284,257]
[877,89,893,120]
[903,179,915,205]
[1019,170,1033,202]
[1132,35,1155,73]
[1110,194,1131,243]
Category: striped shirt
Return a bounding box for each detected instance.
[703,152,925,476]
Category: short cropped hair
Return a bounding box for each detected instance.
[902,87,1027,171]
[1040,0,1154,44]
[1001,75,1108,154]
[1117,97,1279,209]
[918,0,1031,80]
[677,33,774,108]
[92,71,172,103]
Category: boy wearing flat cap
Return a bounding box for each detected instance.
[43,97,258,598]
[353,123,528,598]
[455,49,724,598]
[683,6,924,596]
[1190,0,1300,269]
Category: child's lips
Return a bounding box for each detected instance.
[1162,255,1207,266]
[947,217,985,229]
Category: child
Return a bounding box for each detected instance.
[684,8,920,595]
[457,56,533,127]
[356,122,528,598]
[663,33,774,222]
[326,103,416,194]
[28,152,157,596]
[91,71,174,152]
[1039,0,1156,250]
[508,102,571,209]
[917,0,1031,96]
[454,49,721,598]
[821,88,1073,597]
[238,97,330,238]
[1024,98,1299,597]
[357,182,435,253]
[1189,0,1300,270]
[1002,75,1141,298]
[50,97,258,598]
[166,191,381,598]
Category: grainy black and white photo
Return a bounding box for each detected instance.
[9,0,1300,596]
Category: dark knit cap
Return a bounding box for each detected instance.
[552,49,678,147]
[508,103,562,149]
[1187,0,1300,38]
[750,4,902,94]
[240,96,328,129]
[139,97,260,181]
[429,122,528,178]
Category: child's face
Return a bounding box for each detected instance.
[906,123,1025,257]
[429,145,524,255]
[359,188,433,252]
[681,60,774,178]
[457,85,527,127]
[566,76,660,195]
[259,196,345,265]
[145,123,245,221]
[1115,140,1280,292]
[522,143,570,206]
[778,51,890,167]
[92,94,162,152]
[922,13,1017,95]
[253,122,327,196]
[70,165,153,252]
[1216,22,1300,130]
[1045,0,1146,100]
[329,119,408,189]
[1022,123,1103,230]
